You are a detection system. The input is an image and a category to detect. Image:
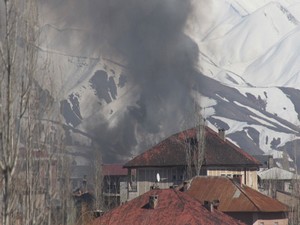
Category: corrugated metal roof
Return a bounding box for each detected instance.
[185,176,289,212]
[124,126,260,168]
[92,189,246,225]
[258,167,300,180]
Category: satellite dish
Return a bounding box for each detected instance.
[156,173,160,183]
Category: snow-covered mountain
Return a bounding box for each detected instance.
[39,0,300,170]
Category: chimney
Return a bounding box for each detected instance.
[204,200,219,212]
[183,181,190,192]
[149,195,158,209]
[204,201,214,212]
[233,175,242,186]
[218,128,225,140]
[268,155,274,168]
[93,210,104,218]
[212,199,220,209]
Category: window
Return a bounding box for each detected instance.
[233,174,242,178]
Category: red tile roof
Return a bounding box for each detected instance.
[102,164,128,176]
[124,126,260,168]
[184,176,289,212]
[92,188,246,225]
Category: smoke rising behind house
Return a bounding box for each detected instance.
[42,0,201,162]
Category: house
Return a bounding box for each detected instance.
[124,126,260,200]
[91,188,246,225]
[258,167,300,197]
[257,167,300,223]
[182,176,289,225]
[102,164,128,209]
[275,190,300,224]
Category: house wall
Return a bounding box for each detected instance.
[227,212,288,225]
[253,218,288,225]
[276,191,298,207]
[128,167,258,200]
[207,168,258,190]
[253,212,288,225]
[134,167,185,197]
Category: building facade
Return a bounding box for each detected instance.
[124,126,261,200]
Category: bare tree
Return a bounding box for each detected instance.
[0,0,39,224]
[91,147,103,211]
[0,1,73,225]
[184,107,206,179]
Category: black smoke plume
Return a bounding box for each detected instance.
[42,0,200,162]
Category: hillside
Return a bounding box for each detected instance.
[39,0,300,170]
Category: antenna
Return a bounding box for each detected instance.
[156,173,160,183]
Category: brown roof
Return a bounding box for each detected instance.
[124,126,260,168]
[185,176,289,213]
[92,188,246,225]
[102,164,128,176]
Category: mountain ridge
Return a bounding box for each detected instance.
[40,0,300,170]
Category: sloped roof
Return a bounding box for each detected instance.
[252,154,272,168]
[124,126,260,168]
[258,167,300,180]
[185,176,289,213]
[92,189,246,225]
[102,164,128,176]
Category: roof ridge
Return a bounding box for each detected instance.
[230,179,261,212]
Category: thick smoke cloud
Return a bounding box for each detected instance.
[42,0,200,162]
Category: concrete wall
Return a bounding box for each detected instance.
[228,212,288,225]
[137,167,185,195]
[135,167,185,197]
[253,218,288,225]
[207,168,258,190]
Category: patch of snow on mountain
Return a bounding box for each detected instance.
[215,94,230,102]
[234,101,297,131]
[228,0,298,14]
[212,116,248,133]
[254,124,295,153]
[287,2,300,21]
[212,115,295,154]
[244,128,254,141]
[249,115,276,128]
[192,92,217,118]
[244,27,300,87]
[201,2,297,68]
[237,87,300,126]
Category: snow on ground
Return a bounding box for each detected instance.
[243,27,300,87]
[248,115,276,129]
[237,87,300,126]
[228,0,296,14]
[195,2,298,75]
[212,116,296,154]
[189,0,300,92]
[234,101,296,131]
